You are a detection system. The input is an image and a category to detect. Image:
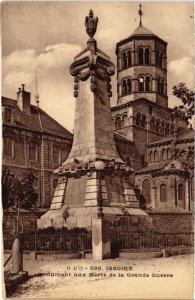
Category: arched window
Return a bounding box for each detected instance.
[145,76,151,91]
[160,184,167,202]
[138,76,144,91]
[150,119,155,131]
[138,48,144,65]
[149,151,153,162]
[127,50,131,67]
[162,149,167,160]
[142,179,151,203]
[170,125,174,135]
[135,113,141,126]
[156,120,160,132]
[167,148,171,159]
[141,115,146,128]
[122,79,127,95]
[157,77,161,94]
[115,117,121,130]
[177,183,185,209]
[160,79,164,95]
[165,124,170,135]
[154,150,158,162]
[122,52,127,69]
[127,78,132,93]
[145,48,150,65]
[122,115,128,127]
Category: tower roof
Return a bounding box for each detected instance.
[131,25,154,36]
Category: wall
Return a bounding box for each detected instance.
[149,212,193,233]
[3,210,46,235]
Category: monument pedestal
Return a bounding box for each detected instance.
[92,218,111,260]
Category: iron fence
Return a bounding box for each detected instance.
[111,232,194,252]
[3,234,92,253]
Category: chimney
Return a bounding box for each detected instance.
[17,84,31,114]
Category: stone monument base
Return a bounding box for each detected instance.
[37,204,149,229]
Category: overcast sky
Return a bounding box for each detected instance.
[2,2,194,132]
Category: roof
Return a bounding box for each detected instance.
[148,127,194,146]
[131,25,154,36]
[114,132,134,143]
[135,161,168,174]
[2,96,73,139]
[116,25,167,50]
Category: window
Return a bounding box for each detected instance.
[141,154,145,167]
[122,115,128,127]
[170,125,174,135]
[141,115,146,128]
[150,119,155,131]
[122,79,127,95]
[160,184,167,202]
[165,124,170,135]
[162,149,167,160]
[3,137,13,157]
[3,108,12,123]
[178,183,185,201]
[122,52,127,69]
[156,121,160,133]
[29,141,37,161]
[115,117,121,130]
[53,145,60,164]
[138,48,144,65]
[138,77,144,91]
[127,50,131,67]
[149,106,153,115]
[145,48,150,65]
[160,123,165,134]
[145,76,151,92]
[135,113,141,126]
[149,151,154,162]
[142,179,151,203]
[127,78,132,93]
[154,150,158,161]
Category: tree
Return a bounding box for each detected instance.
[2,168,38,210]
[172,83,194,121]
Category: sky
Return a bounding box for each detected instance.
[1,1,194,132]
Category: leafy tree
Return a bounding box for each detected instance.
[2,168,38,210]
[172,83,194,121]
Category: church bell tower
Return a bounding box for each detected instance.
[116,4,168,107]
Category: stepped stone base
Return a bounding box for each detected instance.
[37,205,148,229]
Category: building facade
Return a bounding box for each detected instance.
[2,85,73,208]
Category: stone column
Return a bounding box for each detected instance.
[92,218,111,260]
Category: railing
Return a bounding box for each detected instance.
[4,234,92,253]
[110,232,194,252]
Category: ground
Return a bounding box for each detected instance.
[3,254,194,299]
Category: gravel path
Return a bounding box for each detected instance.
[4,254,194,299]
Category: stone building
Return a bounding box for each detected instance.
[2,84,73,208]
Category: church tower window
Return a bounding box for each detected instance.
[115,117,121,130]
[165,124,170,135]
[138,48,144,65]
[145,76,151,91]
[122,115,128,127]
[135,113,141,126]
[157,77,161,94]
[178,183,185,202]
[156,120,160,132]
[122,79,127,95]
[150,118,155,131]
[127,78,132,93]
[141,115,146,128]
[154,150,158,161]
[160,184,167,202]
[122,52,127,69]
[138,76,144,91]
[160,79,164,95]
[127,50,132,67]
[145,48,150,65]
